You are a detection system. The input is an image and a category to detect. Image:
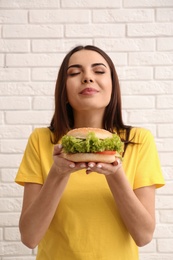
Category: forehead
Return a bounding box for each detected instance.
[68,49,109,67]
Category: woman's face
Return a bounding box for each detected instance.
[66,49,112,113]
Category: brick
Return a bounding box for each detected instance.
[128,23,173,37]
[0,125,32,139]
[62,0,121,8]
[0,228,3,241]
[3,25,63,38]
[5,111,53,125]
[95,38,155,51]
[2,254,35,260]
[156,138,173,152]
[139,239,156,252]
[156,8,173,22]
[4,227,20,241]
[107,52,127,65]
[0,154,22,167]
[117,67,153,80]
[0,213,20,226]
[33,97,54,110]
[158,123,173,138]
[122,96,155,109]
[6,53,65,67]
[0,111,3,124]
[0,183,23,197]
[0,68,29,81]
[0,0,60,8]
[157,38,173,51]
[1,168,19,183]
[128,109,173,123]
[32,39,92,52]
[1,139,27,153]
[0,10,27,24]
[121,81,173,95]
[160,152,173,166]
[129,52,173,65]
[155,66,173,79]
[156,196,173,209]
[157,182,173,195]
[157,95,173,108]
[0,39,30,52]
[140,254,173,260]
[0,241,31,255]
[29,10,89,23]
[93,9,154,22]
[0,82,55,96]
[32,68,58,81]
[158,239,173,252]
[159,210,173,223]
[155,210,160,223]
[161,167,173,181]
[0,97,31,110]
[0,54,4,67]
[0,198,22,212]
[65,24,125,38]
[124,0,173,7]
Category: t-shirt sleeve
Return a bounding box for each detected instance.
[15,129,44,186]
[133,129,165,189]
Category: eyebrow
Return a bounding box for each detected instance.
[67,63,107,70]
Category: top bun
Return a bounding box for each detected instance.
[66,127,113,140]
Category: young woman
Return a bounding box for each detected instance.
[15,45,165,260]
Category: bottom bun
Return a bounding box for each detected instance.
[62,153,117,163]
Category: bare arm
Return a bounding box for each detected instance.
[19,145,83,249]
[87,162,156,247]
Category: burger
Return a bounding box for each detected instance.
[61,127,124,163]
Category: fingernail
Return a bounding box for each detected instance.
[88,163,94,168]
[80,163,86,168]
[117,159,121,165]
[69,163,75,168]
[57,144,62,149]
[97,164,102,168]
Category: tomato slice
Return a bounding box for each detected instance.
[95,151,116,155]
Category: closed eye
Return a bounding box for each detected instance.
[95,71,105,74]
[68,72,81,77]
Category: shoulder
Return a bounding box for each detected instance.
[29,127,53,143]
[32,127,52,136]
[130,127,154,143]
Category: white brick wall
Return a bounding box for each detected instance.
[0,0,173,259]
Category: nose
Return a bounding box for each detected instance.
[81,70,94,84]
[82,78,93,84]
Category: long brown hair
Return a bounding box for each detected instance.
[49,45,132,149]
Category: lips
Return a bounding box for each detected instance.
[79,88,99,95]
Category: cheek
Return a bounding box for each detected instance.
[103,78,112,99]
[66,80,74,97]
[66,86,77,107]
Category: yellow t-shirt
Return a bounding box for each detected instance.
[15,127,165,260]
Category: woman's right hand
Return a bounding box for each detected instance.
[52,144,87,178]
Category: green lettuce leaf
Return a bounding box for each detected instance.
[61,132,124,154]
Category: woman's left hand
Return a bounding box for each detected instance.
[86,158,122,175]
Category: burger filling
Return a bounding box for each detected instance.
[61,132,124,154]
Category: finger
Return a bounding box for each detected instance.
[69,162,76,168]
[113,158,121,167]
[53,144,62,155]
[93,160,122,176]
[86,167,93,174]
[88,162,96,168]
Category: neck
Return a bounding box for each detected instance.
[73,110,104,129]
